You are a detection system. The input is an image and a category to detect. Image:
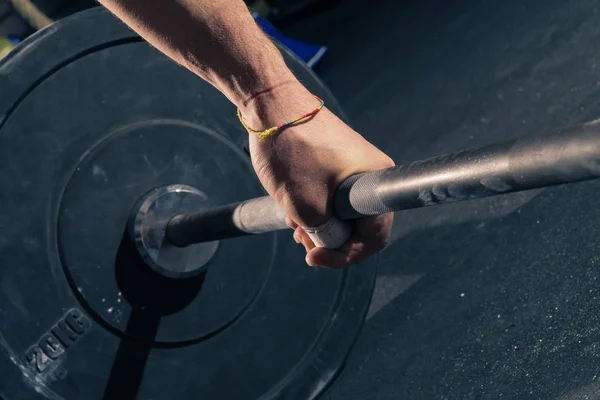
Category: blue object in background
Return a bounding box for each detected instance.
[7,35,21,45]
[253,13,327,69]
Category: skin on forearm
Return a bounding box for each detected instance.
[97,0,300,113]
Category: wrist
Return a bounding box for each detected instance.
[237,81,320,133]
[213,43,298,110]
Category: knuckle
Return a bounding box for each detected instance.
[282,196,329,228]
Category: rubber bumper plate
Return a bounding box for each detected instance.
[0,8,376,400]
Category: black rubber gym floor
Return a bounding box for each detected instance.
[281,0,600,398]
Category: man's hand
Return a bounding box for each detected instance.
[242,82,395,268]
[98,0,394,267]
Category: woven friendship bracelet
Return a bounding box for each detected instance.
[237,95,325,141]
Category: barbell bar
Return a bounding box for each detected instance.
[128,119,600,277]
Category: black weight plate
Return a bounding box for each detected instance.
[59,120,272,344]
[0,8,376,400]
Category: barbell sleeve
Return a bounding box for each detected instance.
[166,120,600,247]
[166,196,288,246]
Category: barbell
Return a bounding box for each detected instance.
[2,7,600,400]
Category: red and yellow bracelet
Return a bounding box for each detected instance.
[237,95,325,141]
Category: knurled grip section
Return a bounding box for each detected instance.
[334,169,393,219]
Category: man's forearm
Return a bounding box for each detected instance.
[97,0,297,111]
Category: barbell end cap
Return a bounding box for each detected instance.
[128,184,219,279]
